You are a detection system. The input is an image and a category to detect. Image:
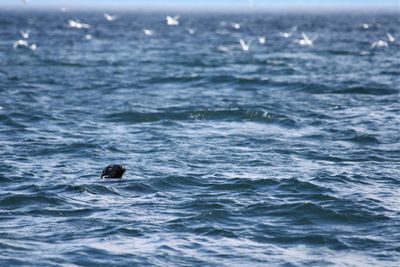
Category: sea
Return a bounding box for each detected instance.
[0,8,399,266]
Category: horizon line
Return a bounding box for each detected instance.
[0,4,398,13]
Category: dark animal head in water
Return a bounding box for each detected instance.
[101,164,126,179]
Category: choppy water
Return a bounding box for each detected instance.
[0,9,399,266]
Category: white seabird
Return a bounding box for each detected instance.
[239,39,251,51]
[371,40,388,48]
[279,32,292,38]
[258,36,266,44]
[297,32,316,46]
[143,29,154,36]
[387,33,396,43]
[29,43,37,51]
[13,39,37,51]
[217,45,230,53]
[84,34,93,40]
[104,13,117,22]
[68,19,90,29]
[13,39,28,48]
[187,28,195,35]
[362,23,369,29]
[232,23,241,30]
[166,16,180,26]
[20,30,29,39]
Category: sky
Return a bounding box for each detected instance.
[1,0,399,10]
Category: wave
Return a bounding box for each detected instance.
[302,84,398,95]
[253,233,348,249]
[105,107,294,125]
[342,134,381,144]
[191,226,238,238]
[28,141,104,157]
[142,75,203,84]
[152,175,206,190]
[244,201,389,223]
[0,192,67,208]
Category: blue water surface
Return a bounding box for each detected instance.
[0,9,399,266]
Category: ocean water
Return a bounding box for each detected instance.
[0,9,399,266]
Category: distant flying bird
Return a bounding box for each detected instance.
[371,40,388,48]
[20,30,29,39]
[387,33,396,43]
[187,28,195,35]
[143,29,154,36]
[104,13,117,22]
[231,22,241,30]
[362,23,369,29]
[297,32,316,46]
[29,43,37,51]
[21,0,29,4]
[68,19,90,29]
[166,16,180,26]
[217,45,230,53]
[239,39,251,51]
[13,39,37,51]
[13,39,28,48]
[84,34,93,40]
[258,36,266,44]
[279,32,292,38]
